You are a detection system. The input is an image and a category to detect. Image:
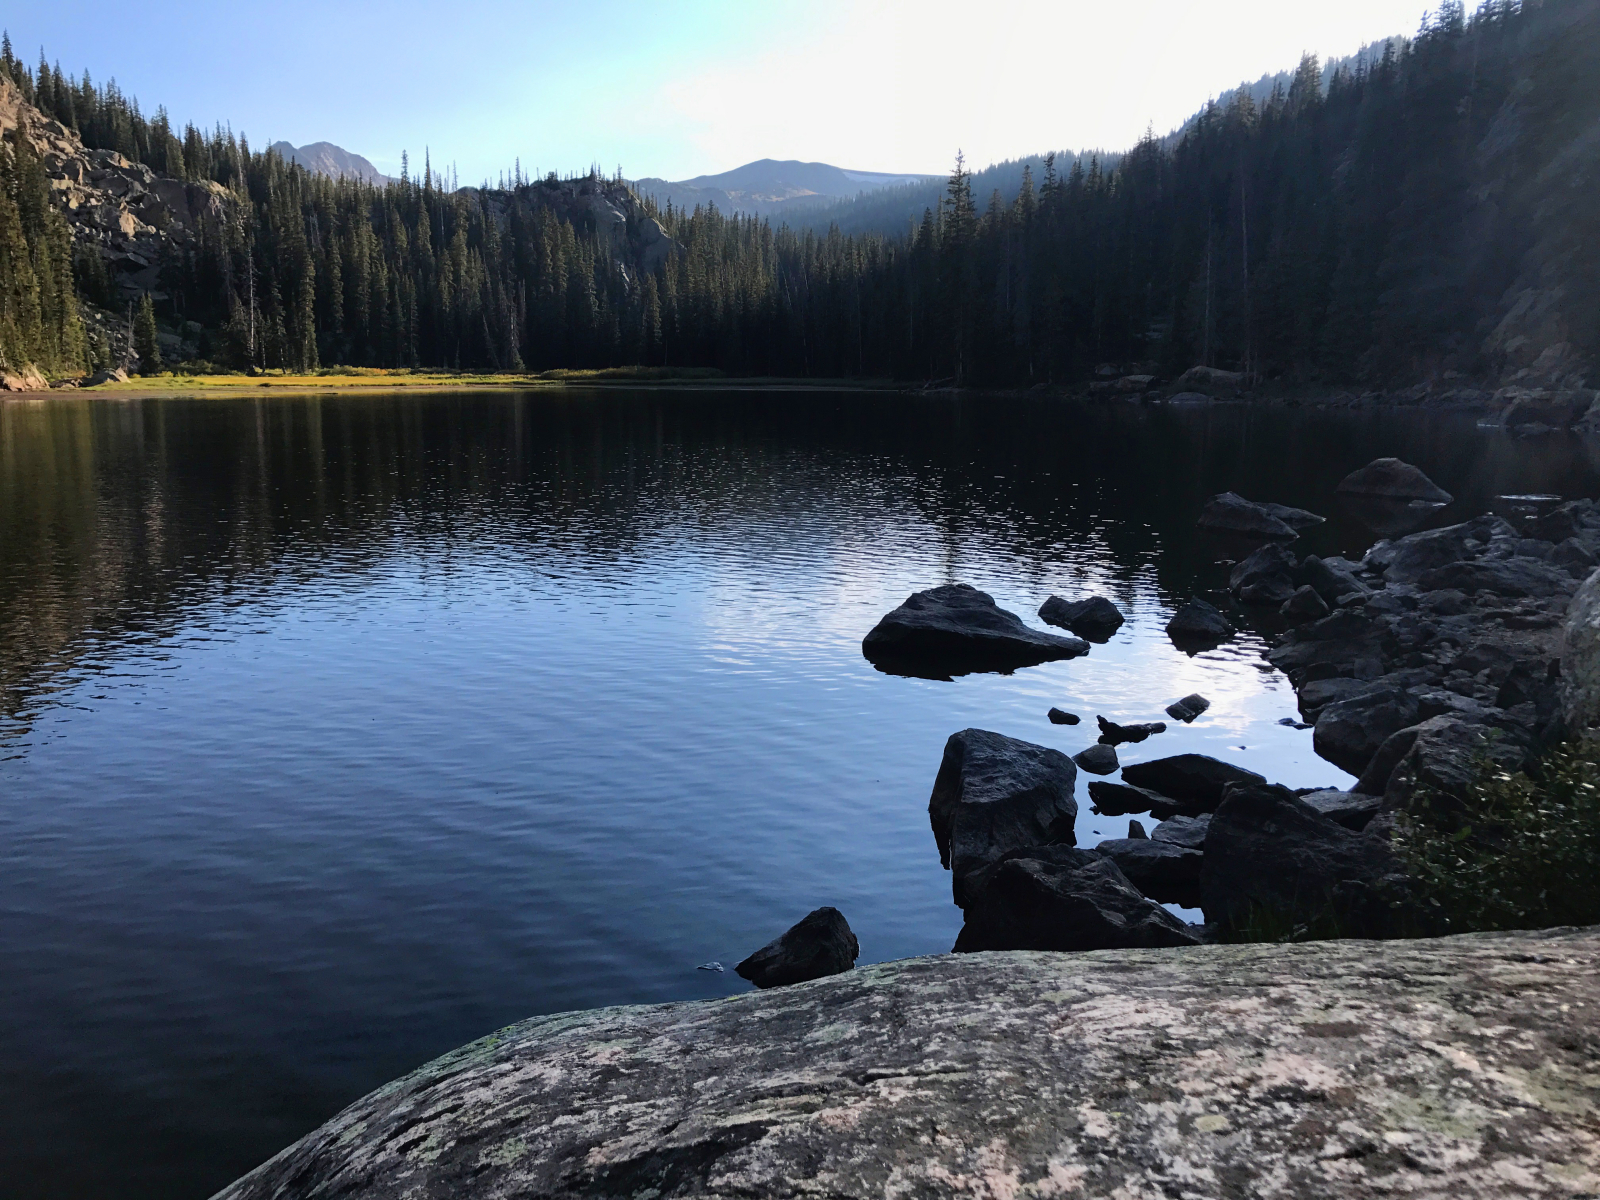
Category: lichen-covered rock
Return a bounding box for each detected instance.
[212,929,1600,1200]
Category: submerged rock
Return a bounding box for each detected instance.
[1197,492,1298,540]
[928,729,1078,906]
[1165,693,1210,722]
[735,908,859,989]
[1336,457,1454,503]
[1037,594,1125,642]
[212,930,1600,1200]
[952,846,1199,952]
[1073,743,1119,775]
[862,584,1089,677]
[1166,598,1235,651]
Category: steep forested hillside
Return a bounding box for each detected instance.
[0,0,1595,388]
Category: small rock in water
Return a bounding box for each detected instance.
[1277,717,1312,730]
[1166,598,1236,652]
[1096,716,1167,746]
[1196,492,1299,541]
[1047,707,1081,725]
[735,907,859,989]
[1165,693,1211,722]
[1128,820,1148,839]
[697,961,725,973]
[1074,743,1120,775]
[1336,457,1454,503]
[1038,594,1126,642]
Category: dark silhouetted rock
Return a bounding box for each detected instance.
[1296,555,1370,603]
[1313,689,1421,776]
[1094,837,1203,906]
[1229,543,1299,605]
[1073,743,1119,775]
[1281,584,1330,623]
[1417,557,1575,599]
[929,729,1078,906]
[1197,492,1298,540]
[863,584,1090,677]
[1047,707,1081,725]
[1297,677,1380,721]
[1296,789,1382,831]
[1151,814,1210,849]
[1368,520,1501,584]
[1533,500,1595,544]
[1200,783,1406,936]
[1261,502,1326,530]
[735,908,859,989]
[1379,717,1527,812]
[1038,595,1125,642]
[1165,693,1210,722]
[1086,779,1169,816]
[1095,716,1167,746]
[1336,457,1453,503]
[1120,754,1265,812]
[1166,598,1235,651]
[953,846,1200,952]
[1128,820,1147,839]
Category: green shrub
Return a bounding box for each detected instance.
[1393,738,1600,933]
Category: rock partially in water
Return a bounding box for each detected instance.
[1093,836,1203,906]
[1164,693,1210,722]
[1120,754,1265,814]
[1046,707,1080,725]
[862,584,1089,678]
[1281,584,1330,623]
[1229,543,1299,605]
[1296,554,1370,603]
[952,845,1199,952]
[1312,688,1421,776]
[1094,716,1166,746]
[928,729,1078,906]
[212,932,1600,1200]
[1200,783,1405,936]
[1197,492,1298,541]
[1072,743,1119,776]
[1336,457,1454,503]
[735,908,859,989]
[1165,598,1235,652]
[1260,501,1326,530]
[1037,594,1125,642]
[1086,779,1169,816]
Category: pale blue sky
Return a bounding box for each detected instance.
[6,0,1434,182]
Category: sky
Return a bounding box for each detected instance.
[6,0,1436,183]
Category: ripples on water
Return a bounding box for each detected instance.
[2,390,1597,1198]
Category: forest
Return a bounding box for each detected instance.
[0,0,1596,386]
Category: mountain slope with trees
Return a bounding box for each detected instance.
[0,0,1595,390]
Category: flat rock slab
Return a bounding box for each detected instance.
[216,929,1600,1200]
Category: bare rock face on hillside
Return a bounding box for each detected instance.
[212,928,1600,1200]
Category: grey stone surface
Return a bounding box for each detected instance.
[1562,566,1600,732]
[213,929,1600,1200]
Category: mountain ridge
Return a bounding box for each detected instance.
[268,140,388,185]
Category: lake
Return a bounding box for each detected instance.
[3,389,1597,1199]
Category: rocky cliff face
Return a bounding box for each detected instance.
[213,928,1600,1199]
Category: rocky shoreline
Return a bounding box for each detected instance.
[211,927,1600,1199]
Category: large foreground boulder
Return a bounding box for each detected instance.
[951,845,1199,951]
[862,584,1089,676]
[212,930,1600,1200]
[1200,783,1406,936]
[928,729,1077,905]
[735,908,859,989]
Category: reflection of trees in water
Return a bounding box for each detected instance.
[5,392,1599,734]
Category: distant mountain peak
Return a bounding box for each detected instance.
[634,158,937,218]
[270,141,388,185]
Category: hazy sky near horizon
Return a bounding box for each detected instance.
[9,0,1433,182]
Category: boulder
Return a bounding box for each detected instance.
[1280,585,1330,623]
[0,365,49,391]
[210,930,1600,1200]
[1094,716,1166,746]
[1046,707,1080,725]
[1296,789,1383,831]
[1229,543,1298,605]
[1297,677,1380,722]
[1092,837,1203,906]
[1127,820,1147,839]
[1312,688,1421,776]
[1120,754,1265,812]
[1172,364,1243,391]
[1296,555,1370,603]
[1368,519,1503,584]
[1562,566,1600,732]
[1150,813,1210,849]
[1086,779,1170,816]
[952,846,1200,952]
[1378,716,1527,812]
[1260,502,1326,530]
[1417,556,1575,599]
[1164,693,1210,722]
[1073,743,1119,775]
[1532,500,1595,544]
[1336,457,1453,503]
[83,365,130,387]
[928,729,1078,906]
[862,584,1090,677]
[1165,598,1235,651]
[735,908,859,989]
[1037,594,1124,642]
[1197,492,1298,540]
[1200,783,1406,936]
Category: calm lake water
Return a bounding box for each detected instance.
[3,389,1598,1199]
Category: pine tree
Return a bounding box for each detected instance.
[133,293,161,373]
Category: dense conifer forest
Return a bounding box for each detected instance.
[0,0,1595,384]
